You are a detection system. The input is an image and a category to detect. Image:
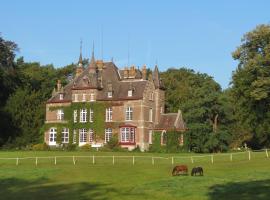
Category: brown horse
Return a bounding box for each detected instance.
[172,165,188,176]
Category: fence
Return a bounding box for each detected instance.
[0,149,269,166]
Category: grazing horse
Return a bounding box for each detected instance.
[172,165,188,176]
[191,167,203,176]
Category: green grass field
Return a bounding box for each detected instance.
[0,151,269,200]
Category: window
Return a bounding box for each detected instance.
[149,108,153,122]
[161,131,167,145]
[62,128,69,143]
[125,107,133,121]
[49,128,57,145]
[74,110,77,123]
[82,94,86,102]
[80,108,87,123]
[106,107,112,122]
[74,94,78,102]
[57,109,64,121]
[59,94,63,100]
[107,91,112,98]
[120,127,135,143]
[89,129,94,143]
[160,107,163,114]
[128,90,133,97]
[79,128,87,143]
[149,130,153,144]
[90,93,95,101]
[89,108,94,122]
[105,128,112,143]
[73,130,76,144]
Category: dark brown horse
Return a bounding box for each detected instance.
[172,165,188,176]
[191,167,203,176]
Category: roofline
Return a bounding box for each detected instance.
[46,100,72,104]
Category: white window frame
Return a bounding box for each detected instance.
[128,90,133,97]
[120,127,135,143]
[79,128,87,145]
[59,94,64,100]
[82,94,86,102]
[74,94,78,102]
[160,106,163,114]
[49,128,57,145]
[105,128,112,143]
[106,107,112,122]
[89,108,94,122]
[57,109,64,121]
[74,110,77,123]
[149,130,153,144]
[90,93,95,102]
[149,108,153,122]
[62,128,69,143]
[80,108,87,123]
[89,129,94,143]
[125,106,133,121]
[107,91,112,98]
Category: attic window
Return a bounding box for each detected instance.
[59,94,64,100]
[128,90,133,97]
[108,91,113,98]
[82,94,86,102]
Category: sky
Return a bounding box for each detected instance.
[1,0,270,89]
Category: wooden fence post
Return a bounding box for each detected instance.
[16,157,19,166]
[73,156,76,165]
[266,149,269,158]
[55,156,57,165]
[93,155,95,164]
[133,156,135,165]
[36,157,38,166]
[248,151,251,161]
[230,153,233,161]
[171,157,174,165]
[112,156,115,165]
[152,157,154,165]
[191,157,194,164]
[211,155,214,164]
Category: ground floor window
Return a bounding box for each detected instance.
[73,130,76,144]
[105,128,112,143]
[120,127,135,143]
[62,128,69,143]
[79,128,87,143]
[49,128,57,144]
[89,129,94,143]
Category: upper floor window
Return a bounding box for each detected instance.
[89,108,94,122]
[59,94,64,100]
[149,92,154,101]
[90,93,95,102]
[80,108,87,123]
[125,107,133,121]
[74,110,77,123]
[57,109,64,121]
[62,128,69,143]
[74,94,78,102]
[82,94,86,102]
[107,91,113,98]
[128,90,133,97]
[106,107,112,122]
[105,128,112,143]
[149,108,153,122]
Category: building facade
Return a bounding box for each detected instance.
[44,51,186,151]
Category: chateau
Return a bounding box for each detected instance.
[44,50,186,151]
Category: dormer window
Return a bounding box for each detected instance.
[74,94,78,102]
[108,91,113,98]
[82,94,86,102]
[59,94,64,100]
[128,90,133,97]
[90,93,95,102]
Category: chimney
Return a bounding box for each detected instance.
[142,65,147,80]
[129,65,136,77]
[124,67,129,79]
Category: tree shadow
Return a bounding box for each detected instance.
[0,177,121,200]
[208,179,270,200]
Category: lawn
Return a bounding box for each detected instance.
[0,151,269,200]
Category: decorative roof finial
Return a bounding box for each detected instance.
[79,39,83,64]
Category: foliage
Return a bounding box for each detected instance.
[32,143,49,151]
[231,24,270,149]
[104,135,120,150]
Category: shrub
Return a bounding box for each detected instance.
[104,135,120,150]
[32,143,49,151]
[79,144,92,151]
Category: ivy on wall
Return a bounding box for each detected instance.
[44,102,121,144]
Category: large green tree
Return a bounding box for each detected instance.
[231,24,270,149]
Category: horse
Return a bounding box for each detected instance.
[172,165,188,176]
[191,167,203,176]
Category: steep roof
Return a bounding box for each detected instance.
[154,110,186,131]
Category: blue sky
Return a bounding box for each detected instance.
[1,0,269,88]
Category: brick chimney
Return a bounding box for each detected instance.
[142,65,147,80]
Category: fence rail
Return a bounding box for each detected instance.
[0,149,269,166]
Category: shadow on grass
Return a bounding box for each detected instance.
[208,179,270,200]
[0,177,128,200]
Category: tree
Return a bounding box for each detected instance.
[231,24,270,149]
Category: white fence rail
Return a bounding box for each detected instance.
[0,149,269,166]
